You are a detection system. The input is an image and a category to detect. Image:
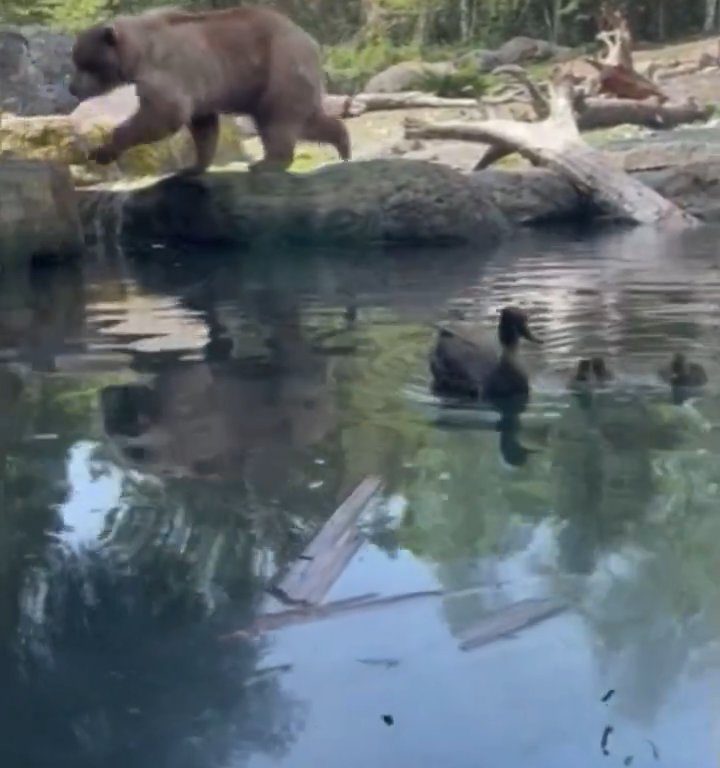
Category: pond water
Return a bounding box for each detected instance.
[2,224,720,768]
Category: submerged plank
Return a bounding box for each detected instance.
[223,583,508,640]
[223,590,441,639]
[272,476,383,605]
[458,597,566,652]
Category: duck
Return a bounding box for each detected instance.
[429,306,542,405]
[659,352,707,389]
[591,356,613,384]
[568,356,614,390]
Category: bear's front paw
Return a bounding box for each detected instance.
[89,145,118,166]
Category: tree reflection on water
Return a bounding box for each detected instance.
[2,232,720,765]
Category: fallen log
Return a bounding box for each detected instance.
[270,476,383,606]
[485,63,705,129]
[324,91,481,118]
[355,91,480,111]
[84,159,510,248]
[654,62,706,81]
[574,95,712,130]
[323,94,367,119]
[404,95,711,145]
[405,74,698,227]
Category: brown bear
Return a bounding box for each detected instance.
[68,6,351,173]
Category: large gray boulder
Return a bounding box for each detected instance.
[470,168,582,224]
[456,48,501,73]
[495,36,572,66]
[80,159,509,248]
[0,26,77,115]
[365,61,456,93]
[0,159,84,266]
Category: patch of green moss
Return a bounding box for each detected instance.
[290,146,336,173]
[417,64,488,98]
[1,114,246,185]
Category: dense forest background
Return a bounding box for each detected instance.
[2,0,720,85]
[2,0,720,46]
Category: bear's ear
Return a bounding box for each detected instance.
[101,26,117,46]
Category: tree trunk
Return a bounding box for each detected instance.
[704,0,719,32]
[549,0,563,44]
[460,0,471,42]
[405,75,698,228]
[657,0,666,41]
[414,3,429,46]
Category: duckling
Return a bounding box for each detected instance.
[569,356,614,391]
[591,356,613,384]
[659,352,707,389]
[569,358,592,389]
[429,306,542,404]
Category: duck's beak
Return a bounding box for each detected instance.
[520,322,543,344]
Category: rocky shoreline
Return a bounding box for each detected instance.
[5,137,720,267]
[4,23,720,264]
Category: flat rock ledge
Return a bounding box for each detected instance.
[0,159,83,267]
[78,159,510,249]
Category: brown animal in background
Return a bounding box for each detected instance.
[69,6,351,173]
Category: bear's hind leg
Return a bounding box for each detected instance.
[302,112,351,160]
[185,113,220,174]
[252,120,300,172]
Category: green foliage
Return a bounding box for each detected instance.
[325,40,423,92]
[45,0,114,30]
[418,63,487,97]
[0,0,53,24]
[0,0,716,66]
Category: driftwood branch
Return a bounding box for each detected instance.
[489,65,550,119]
[596,7,634,69]
[406,74,698,227]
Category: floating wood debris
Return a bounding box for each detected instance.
[457,597,566,652]
[224,590,440,639]
[357,657,400,669]
[222,584,500,640]
[270,476,383,606]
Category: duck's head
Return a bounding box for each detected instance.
[670,352,687,375]
[498,306,542,348]
[573,359,592,382]
[591,356,613,382]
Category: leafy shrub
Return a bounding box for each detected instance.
[418,64,487,97]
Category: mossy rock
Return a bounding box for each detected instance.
[0,112,249,186]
